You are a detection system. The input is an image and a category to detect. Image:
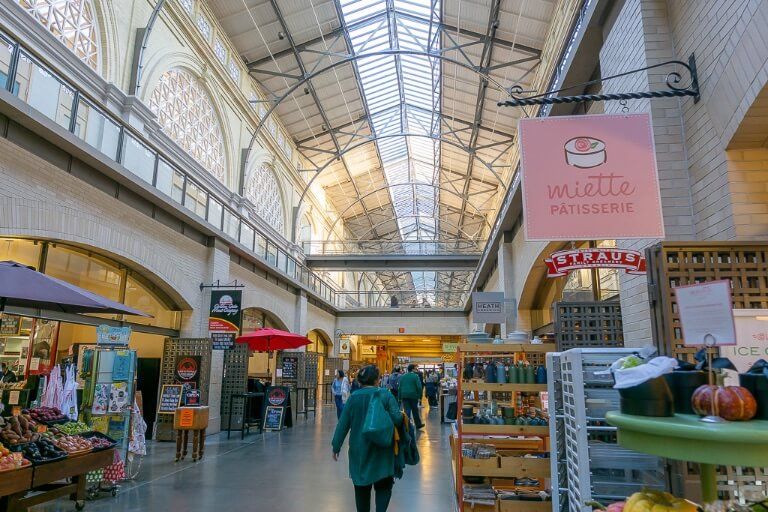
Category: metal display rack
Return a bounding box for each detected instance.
[454,343,555,512]
[548,348,667,512]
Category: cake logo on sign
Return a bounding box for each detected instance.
[564,136,606,168]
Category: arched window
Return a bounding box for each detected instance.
[18,0,100,71]
[148,69,226,182]
[299,214,312,252]
[245,164,285,235]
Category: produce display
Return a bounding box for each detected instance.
[27,406,68,424]
[592,491,698,512]
[41,428,92,454]
[17,439,66,464]
[51,435,92,454]
[0,442,30,472]
[0,414,40,445]
[81,433,115,450]
[57,421,90,435]
[691,385,757,421]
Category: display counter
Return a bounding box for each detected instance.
[0,448,115,511]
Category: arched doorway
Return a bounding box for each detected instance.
[241,307,288,378]
[306,329,332,400]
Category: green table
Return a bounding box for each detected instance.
[606,412,768,503]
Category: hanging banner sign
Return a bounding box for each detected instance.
[674,280,736,347]
[338,336,351,354]
[208,290,243,332]
[518,113,664,241]
[544,248,647,278]
[472,292,505,323]
[96,325,132,345]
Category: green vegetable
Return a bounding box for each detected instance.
[620,355,643,369]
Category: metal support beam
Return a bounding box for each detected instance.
[266,0,381,241]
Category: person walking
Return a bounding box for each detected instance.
[388,367,401,401]
[332,365,404,512]
[398,364,424,429]
[425,371,439,407]
[332,370,351,419]
[1,363,16,383]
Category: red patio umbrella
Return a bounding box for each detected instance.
[235,328,311,384]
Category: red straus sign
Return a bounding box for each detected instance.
[545,248,647,278]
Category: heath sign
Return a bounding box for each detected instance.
[519,113,664,241]
[472,292,505,324]
[545,248,647,278]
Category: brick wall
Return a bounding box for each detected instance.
[727,148,768,237]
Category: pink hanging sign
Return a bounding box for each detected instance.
[518,113,664,241]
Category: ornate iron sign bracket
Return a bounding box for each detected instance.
[499,54,700,108]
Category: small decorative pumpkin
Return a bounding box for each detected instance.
[691,384,757,421]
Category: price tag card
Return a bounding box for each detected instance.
[36,425,47,433]
[12,452,22,463]
[11,406,21,417]
[8,390,19,405]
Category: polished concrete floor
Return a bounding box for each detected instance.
[33,403,455,511]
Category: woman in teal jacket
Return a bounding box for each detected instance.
[332,365,403,512]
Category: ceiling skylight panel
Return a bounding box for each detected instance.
[340,0,386,24]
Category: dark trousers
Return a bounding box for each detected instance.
[334,395,344,419]
[354,477,394,512]
[402,397,423,428]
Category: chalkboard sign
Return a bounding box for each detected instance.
[281,357,298,379]
[263,405,285,431]
[157,384,183,415]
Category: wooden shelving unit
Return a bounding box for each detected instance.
[454,342,556,512]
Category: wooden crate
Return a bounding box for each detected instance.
[498,500,551,512]
[498,454,551,477]
[463,456,500,474]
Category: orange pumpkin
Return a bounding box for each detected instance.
[691,384,757,421]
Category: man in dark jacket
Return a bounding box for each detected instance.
[398,364,424,429]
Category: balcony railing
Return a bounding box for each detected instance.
[303,240,485,256]
[0,29,343,307]
[336,290,469,309]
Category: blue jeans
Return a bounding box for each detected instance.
[334,394,344,419]
[402,398,423,428]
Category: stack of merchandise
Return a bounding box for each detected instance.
[462,443,496,459]
[463,483,496,506]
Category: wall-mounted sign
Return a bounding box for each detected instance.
[674,280,736,347]
[175,356,201,385]
[360,345,377,356]
[0,315,20,336]
[518,113,664,241]
[338,337,350,354]
[442,342,458,353]
[210,332,235,351]
[96,325,132,346]
[544,248,647,278]
[208,290,242,332]
[472,292,505,324]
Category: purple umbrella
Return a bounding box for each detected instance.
[0,260,150,316]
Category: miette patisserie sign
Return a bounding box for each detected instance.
[518,113,664,241]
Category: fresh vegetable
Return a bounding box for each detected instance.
[0,414,40,445]
[18,439,66,463]
[691,385,757,421]
[57,422,90,435]
[624,491,697,512]
[27,407,68,423]
[620,355,643,369]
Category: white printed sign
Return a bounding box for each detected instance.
[472,292,505,323]
[674,280,736,347]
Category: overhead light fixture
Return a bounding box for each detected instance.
[278,31,285,40]
[304,87,310,95]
